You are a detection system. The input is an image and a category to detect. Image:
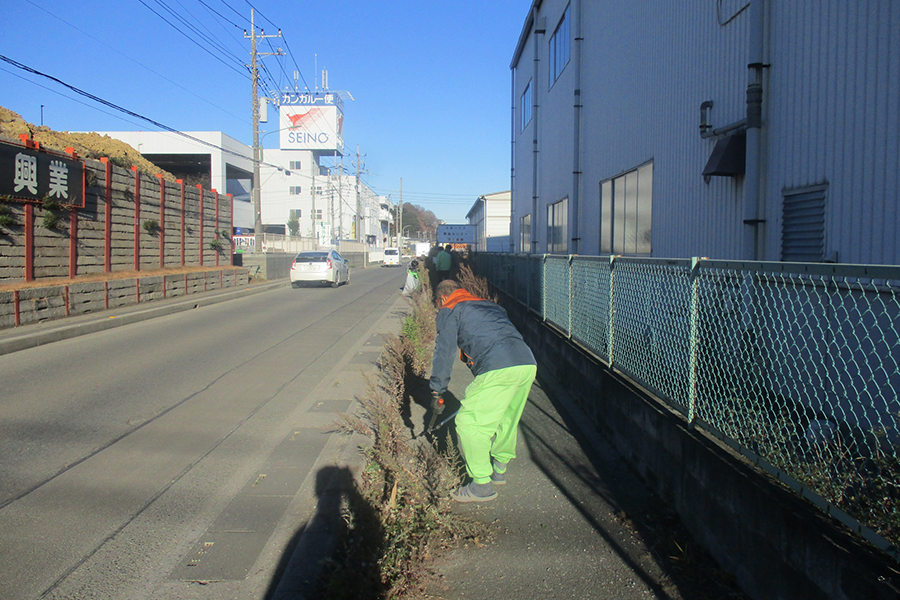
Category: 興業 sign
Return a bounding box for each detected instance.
[0,141,85,207]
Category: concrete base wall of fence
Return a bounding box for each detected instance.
[239,253,294,281]
[240,251,371,280]
[502,296,900,600]
[0,268,249,329]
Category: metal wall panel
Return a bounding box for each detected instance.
[765,0,900,265]
[511,0,900,264]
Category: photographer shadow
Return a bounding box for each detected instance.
[265,465,384,599]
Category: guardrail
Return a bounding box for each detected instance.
[474,252,900,557]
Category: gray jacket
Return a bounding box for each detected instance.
[429,290,535,395]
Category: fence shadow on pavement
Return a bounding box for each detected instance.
[519,373,747,599]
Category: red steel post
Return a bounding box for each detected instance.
[157,175,166,269]
[101,158,112,273]
[228,193,234,266]
[179,180,185,266]
[66,147,79,278]
[24,203,34,282]
[68,208,78,278]
[132,166,140,271]
[213,189,220,266]
[197,185,204,266]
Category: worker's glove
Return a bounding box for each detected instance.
[430,391,445,416]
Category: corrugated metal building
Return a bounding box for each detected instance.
[466,191,512,252]
[510,0,900,264]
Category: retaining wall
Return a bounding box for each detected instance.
[0,140,233,283]
[502,296,900,600]
[0,268,248,329]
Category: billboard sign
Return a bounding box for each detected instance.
[279,92,344,152]
[0,141,85,207]
[437,224,475,244]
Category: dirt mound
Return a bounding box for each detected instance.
[0,106,176,181]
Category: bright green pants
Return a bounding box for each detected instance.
[455,364,537,484]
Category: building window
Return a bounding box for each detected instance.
[314,208,323,220]
[600,161,653,255]
[289,186,302,195]
[520,214,531,252]
[782,184,827,262]
[289,160,302,170]
[315,185,323,195]
[521,81,533,131]
[547,198,568,254]
[549,6,571,86]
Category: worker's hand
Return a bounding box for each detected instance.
[430,391,445,415]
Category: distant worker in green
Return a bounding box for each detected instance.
[434,244,453,282]
[401,260,421,297]
[429,279,537,502]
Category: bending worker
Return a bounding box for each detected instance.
[430,279,537,502]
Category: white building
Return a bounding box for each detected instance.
[511,0,900,264]
[97,131,392,245]
[466,191,512,253]
[97,131,256,229]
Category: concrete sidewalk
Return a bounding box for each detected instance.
[416,358,743,600]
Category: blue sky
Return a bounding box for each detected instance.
[1,0,530,223]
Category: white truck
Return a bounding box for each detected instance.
[414,242,432,257]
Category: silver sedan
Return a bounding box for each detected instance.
[290,250,350,288]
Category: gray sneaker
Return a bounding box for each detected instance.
[452,481,497,502]
[490,460,508,486]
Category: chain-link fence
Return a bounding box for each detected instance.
[474,253,900,556]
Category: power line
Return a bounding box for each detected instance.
[148,0,247,67]
[22,0,248,125]
[196,0,244,29]
[214,0,250,24]
[136,0,248,78]
[0,53,288,169]
[0,65,147,129]
[238,0,311,93]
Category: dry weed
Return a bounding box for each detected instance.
[326,305,484,599]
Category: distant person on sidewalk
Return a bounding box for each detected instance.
[430,279,537,502]
[434,245,453,282]
[401,260,421,297]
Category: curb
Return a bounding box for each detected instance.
[0,280,288,356]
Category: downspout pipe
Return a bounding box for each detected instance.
[532,7,545,254]
[511,62,517,253]
[571,0,583,255]
[742,0,766,260]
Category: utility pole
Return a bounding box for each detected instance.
[355,146,362,242]
[399,177,403,249]
[245,9,281,252]
[311,166,317,241]
[331,150,337,244]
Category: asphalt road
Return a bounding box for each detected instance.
[0,264,410,599]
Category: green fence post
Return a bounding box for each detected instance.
[608,255,617,368]
[567,254,574,337]
[687,256,701,425]
[541,254,548,321]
